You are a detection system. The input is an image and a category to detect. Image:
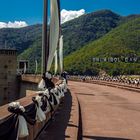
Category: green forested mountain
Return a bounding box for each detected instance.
[0,10,122,56]
[0,24,41,54]
[18,10,125,73]
[62,10,122,55]
[0,10,139,74]
[64,17,140,76]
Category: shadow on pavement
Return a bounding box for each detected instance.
[37,89,72,140]
[82,135,132,140]
[76,93,95,96]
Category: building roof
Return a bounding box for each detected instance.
[0,48,17,51]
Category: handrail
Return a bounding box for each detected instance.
[0,75,64,140]
[0,93,37,120]
[69,76,140,93]
[69,75,140,87]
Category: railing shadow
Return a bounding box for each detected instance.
[37,89,72,140]
[82,135,132,140]
[76,93,95,96]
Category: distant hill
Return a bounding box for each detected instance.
[0,10,122,56]
[19,10,124,72]
[64,17,140,76]
[0,24,41,54]
[18,37,42,72]
[0,10,139,73]
[62,9,122,56]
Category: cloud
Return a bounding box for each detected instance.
[61,9,85,24]
[0,21,28,29]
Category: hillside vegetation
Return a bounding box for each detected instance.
[62,10,121,56]
[0,24,41,54]
[64,17,140,76]
[18,10,124,73]
[0,10,139,74]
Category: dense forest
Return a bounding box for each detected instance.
[0,10,139,75]
[64,17,140,76]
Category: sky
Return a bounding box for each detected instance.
[0,0,140,28]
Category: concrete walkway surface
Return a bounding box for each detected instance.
[69,81,140,140]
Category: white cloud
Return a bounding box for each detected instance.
[61,9,85,24]
[0,21,28,29]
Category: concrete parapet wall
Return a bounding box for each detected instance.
[0,75,81,140]
[69,78,140,93]
[21,74,42,84]
[19,75,59,97]
[0,74,60,140]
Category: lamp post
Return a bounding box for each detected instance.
[42,0,49,74]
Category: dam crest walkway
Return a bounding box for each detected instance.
[37,81,140,140]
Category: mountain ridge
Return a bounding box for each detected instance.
[0,9,140,74]
[64,17,140,75]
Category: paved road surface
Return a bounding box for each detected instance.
[69,81,140,140]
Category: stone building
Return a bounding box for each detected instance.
[0,48,18,105]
